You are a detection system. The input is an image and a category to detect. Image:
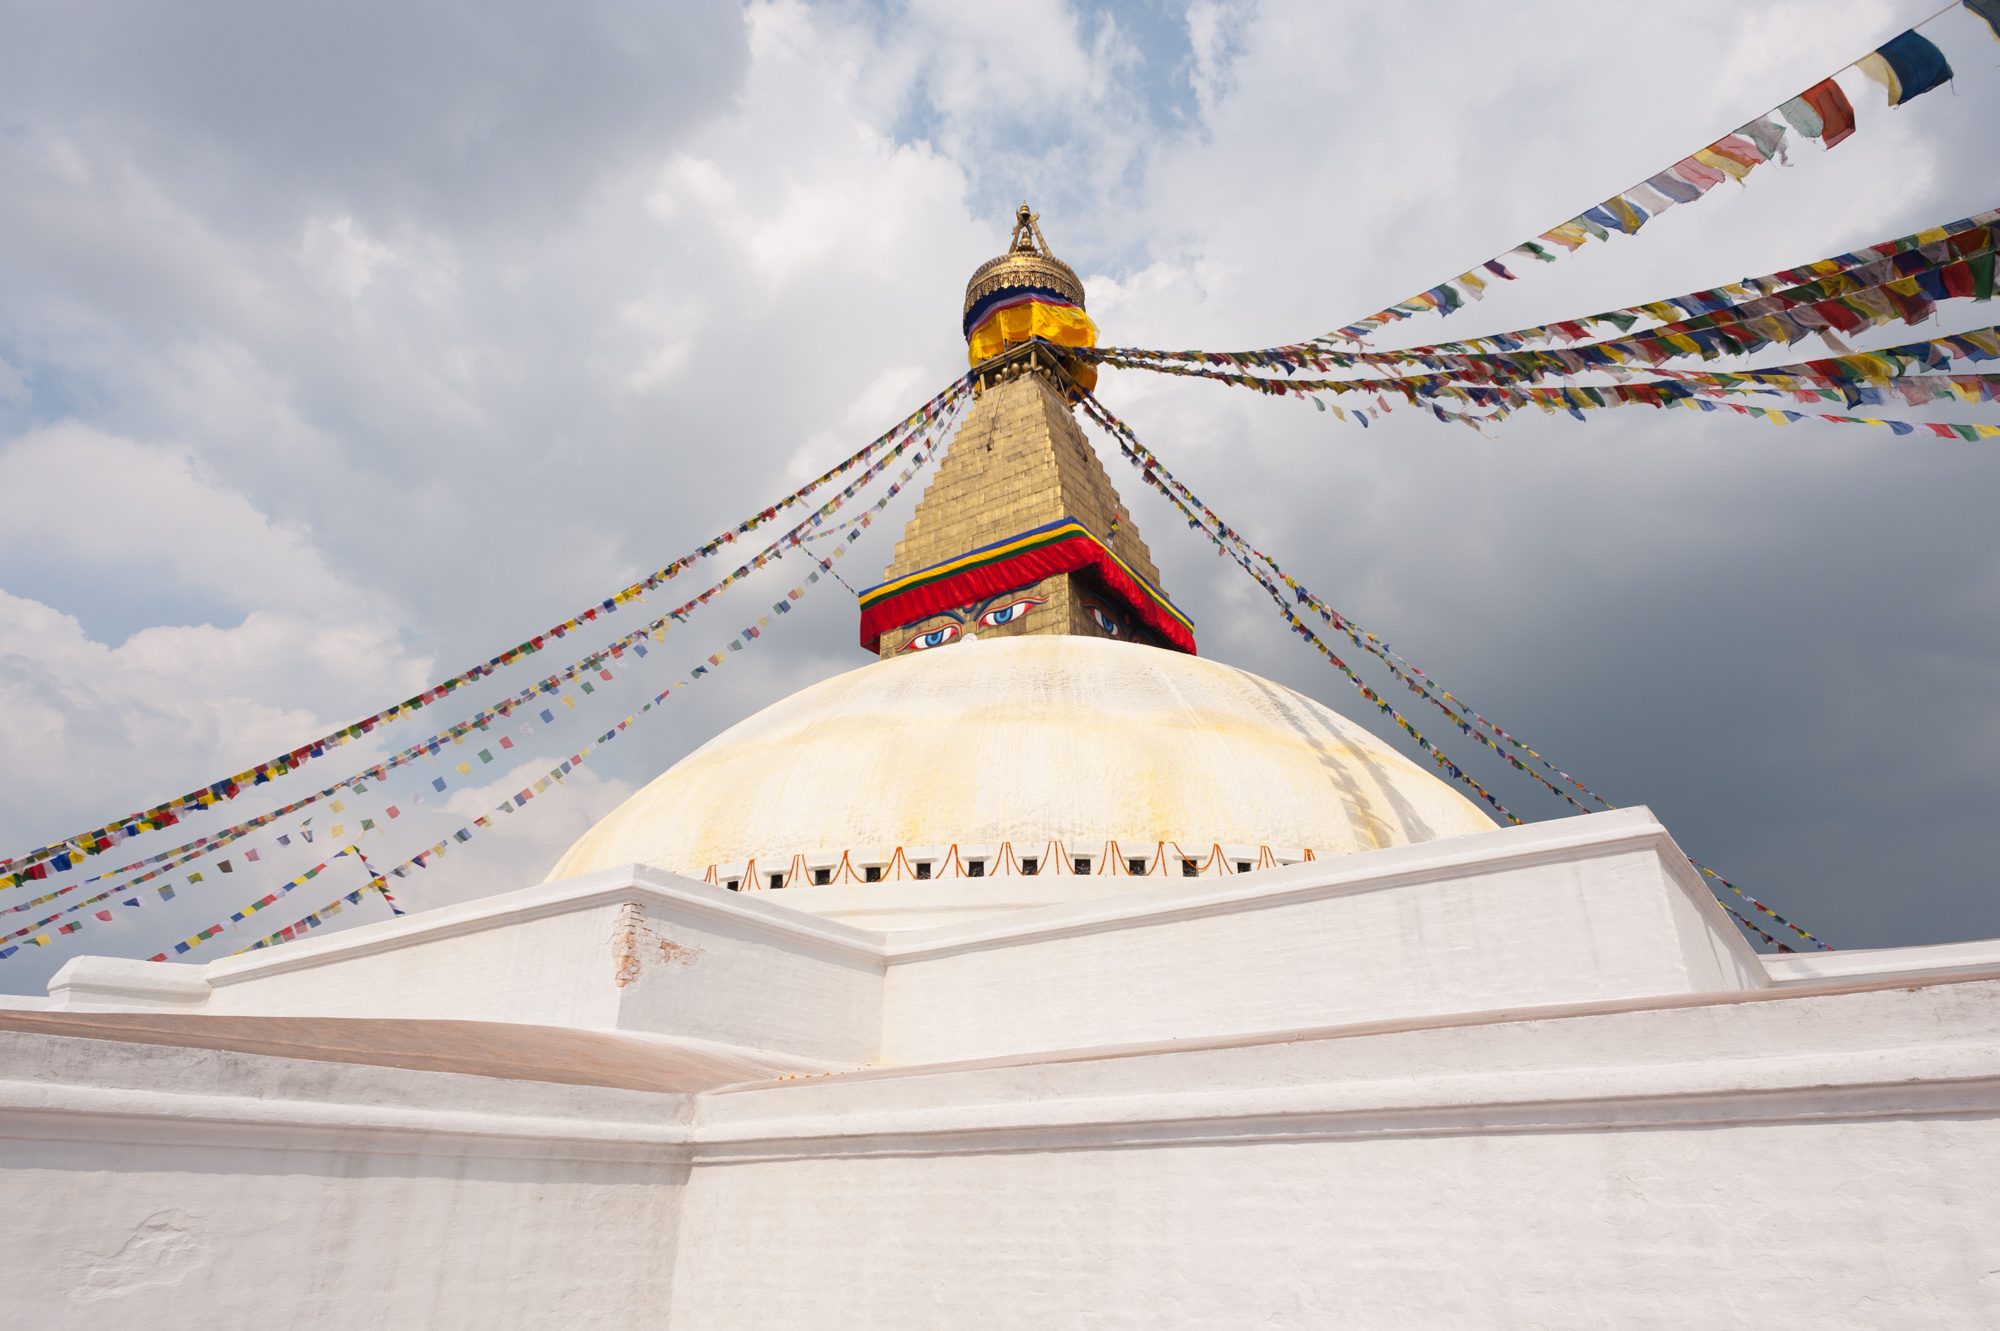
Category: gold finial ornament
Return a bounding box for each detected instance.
[1010,202,1048,254]
[963,200,1086,323]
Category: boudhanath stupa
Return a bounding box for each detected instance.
[4,208,1999,1328]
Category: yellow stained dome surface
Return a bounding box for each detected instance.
[547,635,1494,883]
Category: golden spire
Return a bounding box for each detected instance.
[963,201,1086,326]
[855,205,1191,660]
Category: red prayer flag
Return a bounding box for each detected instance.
[1803,79,1855,148]
[1811,299,1867,333]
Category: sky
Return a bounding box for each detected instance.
[3,0,1999,992]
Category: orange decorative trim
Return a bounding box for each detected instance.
[696,842,1317,888]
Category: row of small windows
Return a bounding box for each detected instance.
[726,854,1263,891]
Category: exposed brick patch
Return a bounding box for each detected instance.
[612,902,702,988]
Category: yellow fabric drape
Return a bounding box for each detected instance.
[966,300,1097,361]
[966,300,1099,390]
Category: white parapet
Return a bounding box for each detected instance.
[45,956,212,1012]
[189,864,888,1065]
[872,806,1767,1063]
[34,808,1764,1068]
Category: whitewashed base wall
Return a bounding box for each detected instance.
[7,810,2000,1327]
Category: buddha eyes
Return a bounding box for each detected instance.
[901,624,961,652]
[979,596,1046,627]
[1086,605,1122,636]
[901,594,1042,650]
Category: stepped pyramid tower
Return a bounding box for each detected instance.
[547,204,1493,906]
[860,205,1191,657]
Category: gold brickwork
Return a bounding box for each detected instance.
[873,369,1172,659]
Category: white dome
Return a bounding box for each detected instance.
[548,635,1493,891]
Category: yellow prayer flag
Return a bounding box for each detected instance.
[1692,147,1751,182]
[1749,316,1793,344]
[1605,196,1645,233]
[1856,52,1900,105]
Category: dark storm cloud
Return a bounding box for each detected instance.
[0,0,750,227]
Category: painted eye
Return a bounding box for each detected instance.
[1086,605,1122,637]
[901,624,961,652]
[979,596,1046,628]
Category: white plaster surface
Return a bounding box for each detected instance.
[1763,934,2000,984]
[875,814,1769,1064]
[0,1032,691,1328]
[187,865,888,1064]
[669,1113,1998,1328]
[46,956,212,1011]
[6,808,2000,1326]
[671,974,2000,1326]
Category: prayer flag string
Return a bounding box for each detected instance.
[0,378,973,892]
[224,400,966,957]
[1072,392,1523,825]
[0,386,970,949]
[1073,386,1829,952]
[1322,6,1970,343]
[1403,211,2000,356]
[1098,210,1998,373]
[1,383,972,958]
[1085,328,2000,441]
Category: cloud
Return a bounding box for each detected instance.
[2,0,1998,999]
[0,0,751,229]
[0,589,430,843]
[0,423,373,622]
